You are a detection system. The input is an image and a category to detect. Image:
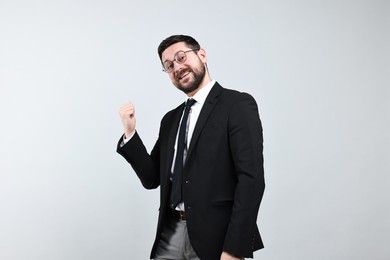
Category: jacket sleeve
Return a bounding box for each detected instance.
[116,131,160,189]
[222,93,265,257]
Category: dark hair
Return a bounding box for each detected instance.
[158,35,201,61]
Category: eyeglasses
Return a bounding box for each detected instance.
[162,49,199,73]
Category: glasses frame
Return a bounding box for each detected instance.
[162,48,200,73]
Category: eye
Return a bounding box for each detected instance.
[164,61,174,71]
[176,52,186,63]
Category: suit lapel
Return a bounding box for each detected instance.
[187,83,222,159]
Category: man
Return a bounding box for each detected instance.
[117,35,265,260]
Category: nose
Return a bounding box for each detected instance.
[172,61,183,73]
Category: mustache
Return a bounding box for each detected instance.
[176,69,191,79]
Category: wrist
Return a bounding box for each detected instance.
[124,130,136,140]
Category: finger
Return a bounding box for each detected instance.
[119,102,135,117]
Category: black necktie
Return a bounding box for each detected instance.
[170,98,196,208]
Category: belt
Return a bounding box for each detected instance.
[169,207,187,221]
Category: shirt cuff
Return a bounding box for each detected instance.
[120,131,135,147]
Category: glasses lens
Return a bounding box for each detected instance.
[163,61,174,72]
[175,51,187,64]
[162,50,192,73]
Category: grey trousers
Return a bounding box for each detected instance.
[154,214,200,260]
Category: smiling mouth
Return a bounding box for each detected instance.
[179,71,190,80]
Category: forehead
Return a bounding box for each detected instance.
[161,42,188,61]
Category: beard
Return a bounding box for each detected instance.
[173,63,206,95]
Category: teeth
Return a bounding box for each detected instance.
[180,72,189,80]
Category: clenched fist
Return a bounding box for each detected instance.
[118,101,136,139]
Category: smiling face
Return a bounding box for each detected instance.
[161,42,210,96]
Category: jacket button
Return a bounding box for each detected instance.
[185,180,190,184]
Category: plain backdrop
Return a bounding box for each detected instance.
[0,0,389,259]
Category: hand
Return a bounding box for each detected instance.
[118,101,136,139]
[220,251,244,260]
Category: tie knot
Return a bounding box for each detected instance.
[185,98,196,109]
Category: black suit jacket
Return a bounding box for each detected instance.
[117,82,265,260]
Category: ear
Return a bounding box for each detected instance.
[197,48,207,64]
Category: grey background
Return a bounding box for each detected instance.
[0,0,389,259]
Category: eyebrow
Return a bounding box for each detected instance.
[162,54,174,64]
[162,49,183,63]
